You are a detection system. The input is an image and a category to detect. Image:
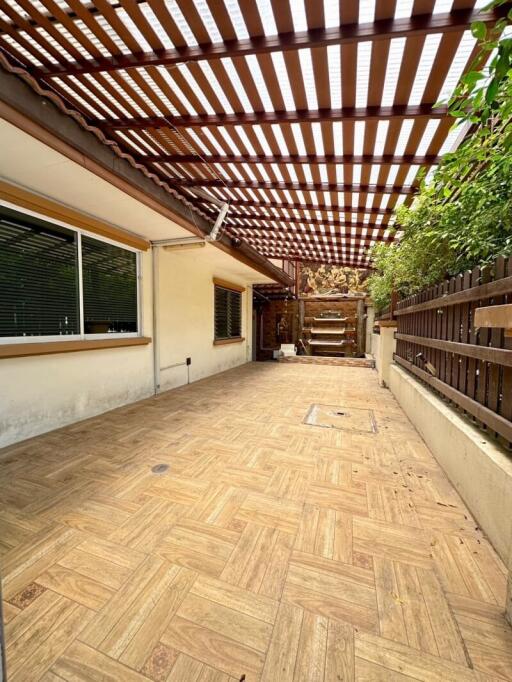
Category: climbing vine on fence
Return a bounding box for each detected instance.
[368,0,512,312]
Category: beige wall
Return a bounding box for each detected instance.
[157,246,253,392]
[0,243,259,449]
[0,250,155,448]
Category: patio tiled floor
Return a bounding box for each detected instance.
[1,362,511,680]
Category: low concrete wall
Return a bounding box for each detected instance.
[371,332,380,369]
[374,323,396,387]
[389,363,512,564]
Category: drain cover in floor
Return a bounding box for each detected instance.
[303,404,376,433]
[151,463,169,474]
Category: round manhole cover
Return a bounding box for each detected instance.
[151,463,169,474]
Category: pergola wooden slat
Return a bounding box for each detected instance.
[0,0,493,265]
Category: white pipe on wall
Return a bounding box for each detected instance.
[151,245,160,395]
[151,237,205,395]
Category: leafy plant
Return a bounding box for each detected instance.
[368,1,512,312]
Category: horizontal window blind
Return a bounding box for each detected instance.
[82,236,138,334]
[215,285,241,340]
[0,207,79,337]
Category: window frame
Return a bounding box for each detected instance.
[213,278,245,344]
[0,201,143,345]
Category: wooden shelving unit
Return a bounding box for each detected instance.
[306,310,356,356]
[297,296,365,358]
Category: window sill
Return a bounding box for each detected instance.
[213,337,245,346]
[0,336,152,359]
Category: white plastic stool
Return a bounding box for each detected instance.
[280,343,297,357]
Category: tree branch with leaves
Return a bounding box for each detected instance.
[368,0,512,312]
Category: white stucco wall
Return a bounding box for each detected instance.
[157,247,253,392]
[0,250,155,448]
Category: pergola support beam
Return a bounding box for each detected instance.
[242,233,388,248]
[100,103,446,129]
[29,8,502,77]
[178,179,415,195]
[227,216,390,231]
[143,153,440,166]
[200,198,397,215]
[250,250,371,267]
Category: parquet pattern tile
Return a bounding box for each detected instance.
[1,362,511,681]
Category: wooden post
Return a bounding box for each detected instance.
[298,299,308,354]
[474,303,512,337]
[390,288,399,320]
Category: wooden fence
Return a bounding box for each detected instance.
[394,255,512,446]
[375,291,399,324]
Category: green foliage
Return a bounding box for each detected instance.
[368,2,512,312]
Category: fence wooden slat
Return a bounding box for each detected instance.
[459,270,471,397]
[445,277,455,384]
[466,266,480,403]
[395,255,512,447]
[440,280,448,383]
[476,266,492,410]
[502,256,512,423]
[488,257,506,417]
[452,275,463,391]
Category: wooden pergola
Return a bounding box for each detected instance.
[0,0,499,267]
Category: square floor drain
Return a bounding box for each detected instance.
[303,404,376,433]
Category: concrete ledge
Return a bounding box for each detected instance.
[389,363,512,564]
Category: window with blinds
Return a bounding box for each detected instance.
[0,206,139,340]
[0,207,79,337]
[214,285,242,340]
[82,236,138,334]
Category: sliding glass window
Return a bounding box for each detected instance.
[0,206,140,341]
[82,236,138,334]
